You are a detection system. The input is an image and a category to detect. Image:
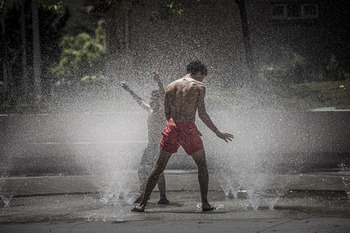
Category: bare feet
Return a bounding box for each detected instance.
[202,203,215,211]
[158,197,170,205]
[131,205,145,212]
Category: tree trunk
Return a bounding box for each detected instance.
[31,0,42,104]
[105,0,132,55]
[235,0,256,85]
[21,0,29,101]
[0,13,9,104]
[124,1,132,52]
[105,4,119,55]
[105,0,134,84]
[116,0,132,53]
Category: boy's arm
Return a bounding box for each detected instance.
[153,71,165,96]
[121,82,151,111]
[197,86,234,143]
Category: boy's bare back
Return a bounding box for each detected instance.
[164,74,205,122]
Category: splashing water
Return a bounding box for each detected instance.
[217,167,287,210]
[196,203,225,210]
[83,170,136,221]
[264,196,280,210]
[338,163,349,171]
[62,111,146,221]
[0,193,14,207]
[0,176,15,207]
[246,189,262,210]
[262,190,285,210]
[218,173,241,198]
[342,177,350,199]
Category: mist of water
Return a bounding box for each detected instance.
[66,110,147,220]
[0,177,15,207]
[342,177,350,199]
[1,68,349,217]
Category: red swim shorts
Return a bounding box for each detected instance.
[160,120,204,155]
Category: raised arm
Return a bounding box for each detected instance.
[121,82,151,111]
[152,71,165,97]
[197,86,234,143]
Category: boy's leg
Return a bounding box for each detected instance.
[133,149,172,211]
[157,174,169,204]
[157,175,166,197]
[190,148,215,211]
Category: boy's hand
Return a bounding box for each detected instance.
[152,71,160,82]
[121,81,129,90]
[215,131,234,143]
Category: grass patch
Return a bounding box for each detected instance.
[206,78,350,110]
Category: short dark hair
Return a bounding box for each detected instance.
[186,60,207,76]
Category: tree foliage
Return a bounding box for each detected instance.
[150,0,201,20]
[0,0,63,16]
[37,0,63,14]
[258,47,308,86]
[51,20,106,84]
[105,0,201,21]
[106,0,144,8]
[258,46,348,87]
[319,56,346,82]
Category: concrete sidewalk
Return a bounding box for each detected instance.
[1,218,350,233]
[1,170,350,232]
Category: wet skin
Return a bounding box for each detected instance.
[133,71,234,212]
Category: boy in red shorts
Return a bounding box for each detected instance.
[132,61,234,212]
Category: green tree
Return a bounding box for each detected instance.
[52,20,106,84]
[318,56,346,82]
[32,0,41,103]
[149,0,200,20]
[258,47,307,86]
[105,0,254,88]
[0,0,66,104]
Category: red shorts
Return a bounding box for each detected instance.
[160,120,204,155]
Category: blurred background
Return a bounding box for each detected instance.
[0,0,349,177]
[0,0,349,112]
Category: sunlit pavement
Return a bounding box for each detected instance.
[1,171,350,232]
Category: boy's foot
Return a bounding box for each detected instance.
[202,203,216,211]
[131,206,145,212]
[133,196,142,203]
[157,197,169,205]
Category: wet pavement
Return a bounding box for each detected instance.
[0,170,350,232]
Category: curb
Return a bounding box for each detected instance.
[1,171,348,197]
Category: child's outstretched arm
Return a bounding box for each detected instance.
[121,82,151,111]
[152,71,165,97]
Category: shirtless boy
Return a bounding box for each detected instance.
[121,71,169,204]
[131,61,234,212]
